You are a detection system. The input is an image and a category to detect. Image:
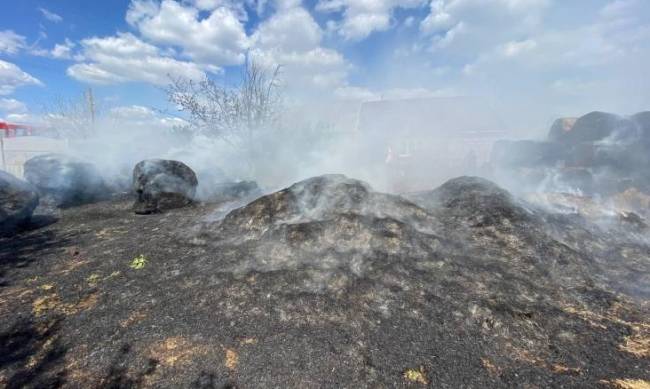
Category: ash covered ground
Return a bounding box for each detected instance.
[1,174,649,388]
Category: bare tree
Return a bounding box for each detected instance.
[43,88,99,139]
[166,61,283,172]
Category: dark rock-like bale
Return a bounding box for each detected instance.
[0,170,39,236]
[405,176,535,226]
[219,175,373,234]
[133,159,198,214]
[562,111,634,144]
[215,174,436,243]
[491,140,567,167]
[548,117,577,142]
[23,153,108,208]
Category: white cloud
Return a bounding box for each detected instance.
[0,60,43,95]
[5,113,33,122]
[254,7,322,51]
[250,3,349,93]
[334,85,456,101]
[464,0,650,74]
[109,105,187,129]
[51,39,76,59]
[316,0,427,41]
[31,38,76,59]
[420,0,549,52]
[0,98,27,114]
[334,86,378,101]
[0,30,26,55]
[38,7,63,23]
[127,0,249,65]
[499,39,537,57]
[67,33,206,85]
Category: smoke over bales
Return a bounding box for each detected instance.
[492,110,650,200]
[2,174,647,387]
[405,176,536,227]
[23,153,109,208]
[195,174,442,284]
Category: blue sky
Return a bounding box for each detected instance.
[1,0,649,129]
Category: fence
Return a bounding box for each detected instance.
[0,136,68,178]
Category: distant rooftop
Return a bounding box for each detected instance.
[356,96,507,138]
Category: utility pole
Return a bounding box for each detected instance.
[0,137,6,172]
[87,87,95,124]
[85,87,96,138]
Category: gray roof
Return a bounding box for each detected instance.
[357,96,506,138]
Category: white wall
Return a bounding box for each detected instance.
[0,136,68,178]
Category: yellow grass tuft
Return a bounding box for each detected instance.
[225,348,239,371]
[403,366,428,385]
[602,379,650,389]
[130,255,147,270]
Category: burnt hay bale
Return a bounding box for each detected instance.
[405,176,535,226]
[559,111,635,144]
[132,159,198,214]
[0,170,39,236]
[23,153,108,208]
[548,117,577,142]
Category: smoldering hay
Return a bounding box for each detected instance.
[0,173,648,387]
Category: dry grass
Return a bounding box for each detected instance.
[32,292,99,316]
[602,378,650,389]
[225,348,238,371]
[403,366,428,385]
[620,331,650,358]
[120,310,148,328]
[481,358,501,376]
[149,337,208,368]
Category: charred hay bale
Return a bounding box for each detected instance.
[561,111,635,144]
[406,176,535,226]
[24,153,108,208]
[213,174,437,244]
[218,175,372,233]
[0,170,39,236]
[133,159,198,214]
[548,117,577,142]
[198,174,440,275]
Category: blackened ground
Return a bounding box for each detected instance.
[0,176,649,389]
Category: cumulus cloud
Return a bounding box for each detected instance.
[31,38,76,59]
[250,4,349,93]
[51,39,76,59]
[0,30,26,55]
[0,60,43,95]
[38,7,63,23]
[334,85,456,101]
[67,32,206,85]
[63,0,348,93]
[0,98,28,115]
[463,0,649,73]
[499,39,537,57]
[420,0,549,53]
[109,105,187,129]
[126,0,249,66]
[316,0,427,41]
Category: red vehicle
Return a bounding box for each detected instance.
[0,121,33,138]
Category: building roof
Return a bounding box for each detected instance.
[356,96,507,138]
